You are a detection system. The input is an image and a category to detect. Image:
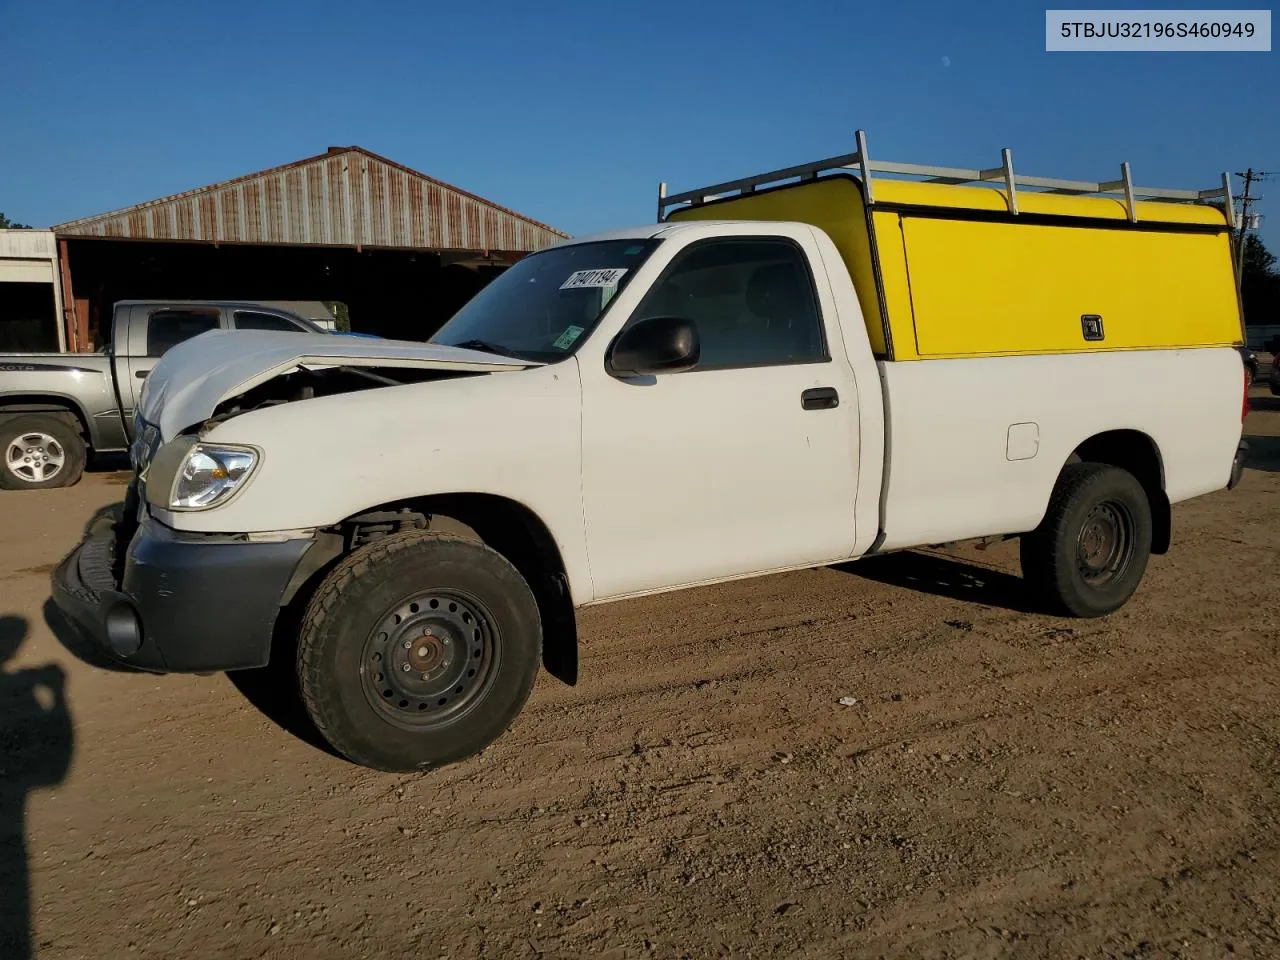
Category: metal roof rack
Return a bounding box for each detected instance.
[657,129,1236,228]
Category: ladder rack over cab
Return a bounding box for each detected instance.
[660,129,1244,362]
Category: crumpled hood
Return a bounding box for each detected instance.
[139,329,538,439]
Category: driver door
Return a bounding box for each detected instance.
[579,232,861,600]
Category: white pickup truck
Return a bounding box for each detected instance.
[53,140,1250,772]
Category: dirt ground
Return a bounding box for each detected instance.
[1,392,1278,960]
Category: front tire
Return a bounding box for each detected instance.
[1020,463,1153,618]
[0,413,86,490]
[296,530,542,772]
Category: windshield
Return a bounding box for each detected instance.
[430,238,660,362]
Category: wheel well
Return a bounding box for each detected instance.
[1070,430,1171,554]
[287,493,579,686]
[0,395,90,443]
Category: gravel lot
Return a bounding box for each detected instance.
[1,391,1277,959]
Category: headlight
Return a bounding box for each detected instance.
[170,444,259,510]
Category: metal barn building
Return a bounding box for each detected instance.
[31,147,569,351]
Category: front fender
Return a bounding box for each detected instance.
[152,362,593,602]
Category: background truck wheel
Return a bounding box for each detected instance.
[1020,462,1153,618]
[296,530,543,773]
[0,414,87,490]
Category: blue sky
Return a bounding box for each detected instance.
[3,0,1277,249]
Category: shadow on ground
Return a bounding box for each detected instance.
[226,665,341,760]
[1244,434,1280,473]
[0,614,74,960]
[225,555,345,760]
[87,451,131,480]
[837,550,1037,613]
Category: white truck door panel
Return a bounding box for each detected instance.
[580,231,860,600]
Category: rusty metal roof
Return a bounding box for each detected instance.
[53,147,569,252]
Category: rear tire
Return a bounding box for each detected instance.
[296,530,542,772]
[1020,463,1152,618]
[0,413,87,490]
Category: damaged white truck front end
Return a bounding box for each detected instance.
[52,227,670,774]
[53,327,587,764]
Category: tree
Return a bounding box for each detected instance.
[1241,232,1280,328]
[1204,195,1280,326]
[0,211,32,229]
[1242,232,1277,276]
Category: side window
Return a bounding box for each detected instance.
[629,237,826,370]
[233,310,308,333]
[146,310,220,357]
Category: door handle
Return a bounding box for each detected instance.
[136,370,149,378]
[801,386,839,410]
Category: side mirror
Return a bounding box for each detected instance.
[608,316,700,377]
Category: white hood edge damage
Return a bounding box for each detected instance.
[138,330,540,440]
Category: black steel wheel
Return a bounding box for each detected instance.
[1020,462,1153,618]
[1075,499,1136,588]
[360,589,498,728]
[297,530,543,773]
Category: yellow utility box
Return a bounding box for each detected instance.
[664,135,1243,361]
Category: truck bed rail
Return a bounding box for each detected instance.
[657,129,1235,228]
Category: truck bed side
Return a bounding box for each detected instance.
[875,347,1244,550]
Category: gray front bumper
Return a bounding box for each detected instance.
[52,507,314,673]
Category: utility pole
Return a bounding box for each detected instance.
[1232,168,1272,272]
[1235,168,1267,231]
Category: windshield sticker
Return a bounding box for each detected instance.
[560,268,628,290]
[552,325,586,350]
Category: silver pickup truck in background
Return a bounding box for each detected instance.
[0,300,327,490]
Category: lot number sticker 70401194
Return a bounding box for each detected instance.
[560,268,628,290]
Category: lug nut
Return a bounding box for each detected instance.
[403,640,412,649]
[401,663,412,672]
[421,673,430,681]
